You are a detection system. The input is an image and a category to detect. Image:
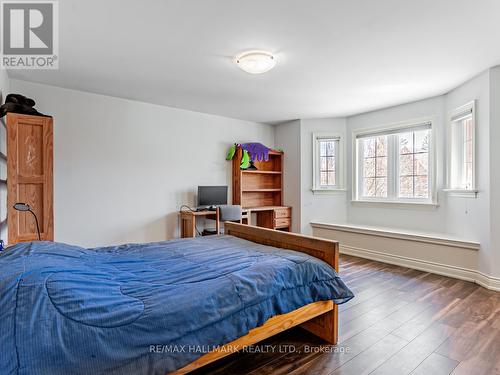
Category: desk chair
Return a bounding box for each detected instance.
[202,205,242,235]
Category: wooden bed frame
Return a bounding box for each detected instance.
[171,222,339,374]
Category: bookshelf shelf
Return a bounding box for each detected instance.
[242,188,282,192]
[242,170,282,175]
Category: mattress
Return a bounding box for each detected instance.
[0,235,353,375]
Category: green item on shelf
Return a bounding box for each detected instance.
[240,150,250,169]
[225,143,255,169]
[226,145,236,161]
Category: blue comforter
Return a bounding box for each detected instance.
[0,235,353,375]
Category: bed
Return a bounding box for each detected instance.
[0,223,353,375]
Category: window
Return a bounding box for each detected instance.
[398,130,430,199]
[354,121,434,203]
[447,101,476,193]
[312,133,344,191]
[319,139,337,187]
[361,136,388,198]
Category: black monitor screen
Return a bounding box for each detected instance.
[197,186,228,206]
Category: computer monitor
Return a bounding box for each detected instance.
[197,186,228,207]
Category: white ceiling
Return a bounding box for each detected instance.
[9,0,500,123]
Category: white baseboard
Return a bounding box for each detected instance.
[341,244,500,292]
[474,272,500,292]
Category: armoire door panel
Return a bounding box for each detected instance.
[17,123,44,176]
[7,114,53,244]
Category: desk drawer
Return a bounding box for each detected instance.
[274,208,291,219]
[274,218,291,228]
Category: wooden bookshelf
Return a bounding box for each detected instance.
[232,147,284,208]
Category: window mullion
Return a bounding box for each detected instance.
[412,132,416,197]
[388,134,397,200]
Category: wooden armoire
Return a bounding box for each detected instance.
[6,113,54,244]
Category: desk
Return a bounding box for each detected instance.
[179,206,291,238]
[180,208,220,238]
[243,206,291,231]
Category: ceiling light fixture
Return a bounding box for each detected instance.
[234,50,276,74]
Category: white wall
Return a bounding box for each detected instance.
[444,70,491,276]
[0,69,9,104]
[342,71,492,276]
[10,79,274,248]
[275,118,349,234]
[300,118,347,234]
[282,67,499,281]
[0,70,9,244]
[489,66,500,278]
[274,120,301,232]
[346,96,448,233]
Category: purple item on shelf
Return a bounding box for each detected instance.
[240,143,271,162]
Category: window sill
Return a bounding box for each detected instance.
[443,189,478,198]
[311,188,347,195]
[351,200,439,209]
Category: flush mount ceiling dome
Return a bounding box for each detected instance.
[234,51,276,74]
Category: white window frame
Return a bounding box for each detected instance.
[312,132,345,193]
[352,118,437,206]
[444,101,478,198]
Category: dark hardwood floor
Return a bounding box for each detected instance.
[193,254,500,375]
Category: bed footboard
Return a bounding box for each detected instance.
[171,300,334,374]
[225,222,339,344]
